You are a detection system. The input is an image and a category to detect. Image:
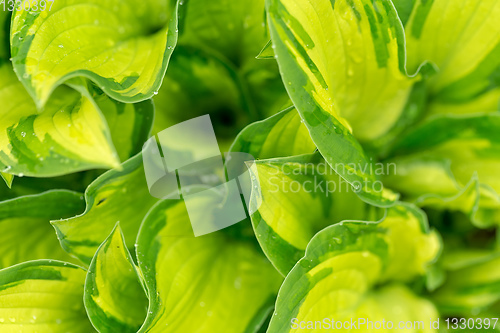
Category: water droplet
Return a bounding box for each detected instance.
[21,132,26,137]
[58,44,64,48]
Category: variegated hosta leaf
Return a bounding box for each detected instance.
[0,260,94,332]
[88,83,154,163]
[250,153,384,275]
[405,0,500,116]
[384,113,500,228]
[0,63,122,177]
[382,157,490,227]
[0,190,84,269]
[85,225,148,333]
[267,0,409,206]
[267,203,440,333]
[52,154,158,265]
[11,0,180,108]
[229,106,315,159]
[135,199,282,333]
[0,63,153,178]
[433,251,500,316]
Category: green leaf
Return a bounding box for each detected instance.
[52,153,158,265]
[427,88,500,118]
[0,10,10,63]
[267,204,440,332]
[153,45,251,149]
[0,169,102,201]
[0,63,122,177]
[433,251,500,316]
[135,199,282,333]
[256,40,275,60]
[267,0,409,206]
[266,0,417,140]
[88,83,154,162]
[392,0,416,26]
[0,260,94,332]
[384,113,500,228]
[382,157,489,227]
[0,190,85,269]
[0,173,13,188]
[405,0,500,115]
[85,224,148,333]
[11,0,180,108]
[250,153,384,275]
[229,106,316,159]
